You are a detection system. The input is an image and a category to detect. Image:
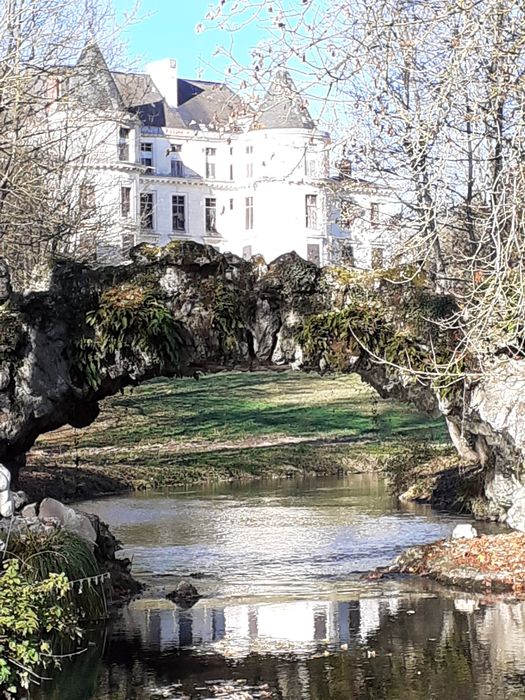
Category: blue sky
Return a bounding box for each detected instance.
[112,0,265,80]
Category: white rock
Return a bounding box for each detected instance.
[0,465,14,518]
[39,497,97,546]
[451,523,478,540]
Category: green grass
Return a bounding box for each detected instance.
[31,371,449,489]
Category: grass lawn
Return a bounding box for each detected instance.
[27,371,450,494]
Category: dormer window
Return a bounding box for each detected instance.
[171,159,184,177]
[205,148,216,179]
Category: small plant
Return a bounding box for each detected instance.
[71,283,186,390]
[0,559,79,698]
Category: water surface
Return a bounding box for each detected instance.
[39,475,525,700]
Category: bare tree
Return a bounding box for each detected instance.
[0,0,137,289]
[209,0,525,375]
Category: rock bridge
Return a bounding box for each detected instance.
[0,240,524,525]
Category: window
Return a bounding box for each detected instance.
[371,246,384,269]
[246,145,253,178]
[307,243,320,266]
[229,198,234,210]
[120,186,131,218]
[243,245,252,260]
[118,127,130,161]
[205,147,216,179]
[245,197,254,230]
[140,192,154,230]
[305,194,318,229]
[140,142,153,168]
[171,159,184,177]
[229,163,234,181]
[370,202,380,226]
[305,157,317,177]
[172,195,186,232]
[170,143,182,153]
[205,197,217,232]
[79,184,95,210]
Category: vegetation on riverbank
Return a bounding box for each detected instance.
[0,529,105,698]
[21,372,448,500]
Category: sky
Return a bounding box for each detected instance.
[111,0,266,81]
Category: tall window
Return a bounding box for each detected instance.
[305,194,318,229]
[118,127,130,161]
[307,243,320,266]
[121,186,131,218]
[229,147,234,180]
[245,196,254,230]
[205,148,216,179]
[172,195,186,232]
[171,159,184,177]
[140,193,154,230]
[246,145,253,178]
[205,197,217,232]
[140,142,153,168]
[370,202,380,226]
[79,184,95,210]
[305,157,317,177]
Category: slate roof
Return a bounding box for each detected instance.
[111,72,243,131]
[74,42,124,111]
[111,72,187,129]
[75,43,315,132]
[253,71,315,130]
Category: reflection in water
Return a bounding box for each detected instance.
[37,475,525,700]
[39,593,525,700]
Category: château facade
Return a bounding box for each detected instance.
[54,44,401,269]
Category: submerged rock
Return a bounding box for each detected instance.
[166,581,201,609]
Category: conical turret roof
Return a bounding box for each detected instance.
[253,71,315,130]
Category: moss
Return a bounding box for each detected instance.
[199,276,253,358]
[133,243,161,261]
[0,304,26,361]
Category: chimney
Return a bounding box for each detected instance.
[146,58,178,108]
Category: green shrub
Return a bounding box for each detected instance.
[0,559,78,698]
[8,529,107,620]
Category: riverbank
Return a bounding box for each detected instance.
[375,531,525,595]
[19,372,448,502]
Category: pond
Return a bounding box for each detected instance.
[38,474,525,700]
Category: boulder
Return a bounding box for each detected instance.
[21,503,38,518]
[38,497,97,546]
[0,464,14,518]
[166,581,201,609]
[13,490,29,512]
[506,491,525,532]
[451,523,478,540]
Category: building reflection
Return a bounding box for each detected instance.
[120,595,399,656]
[37,594,525,700]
